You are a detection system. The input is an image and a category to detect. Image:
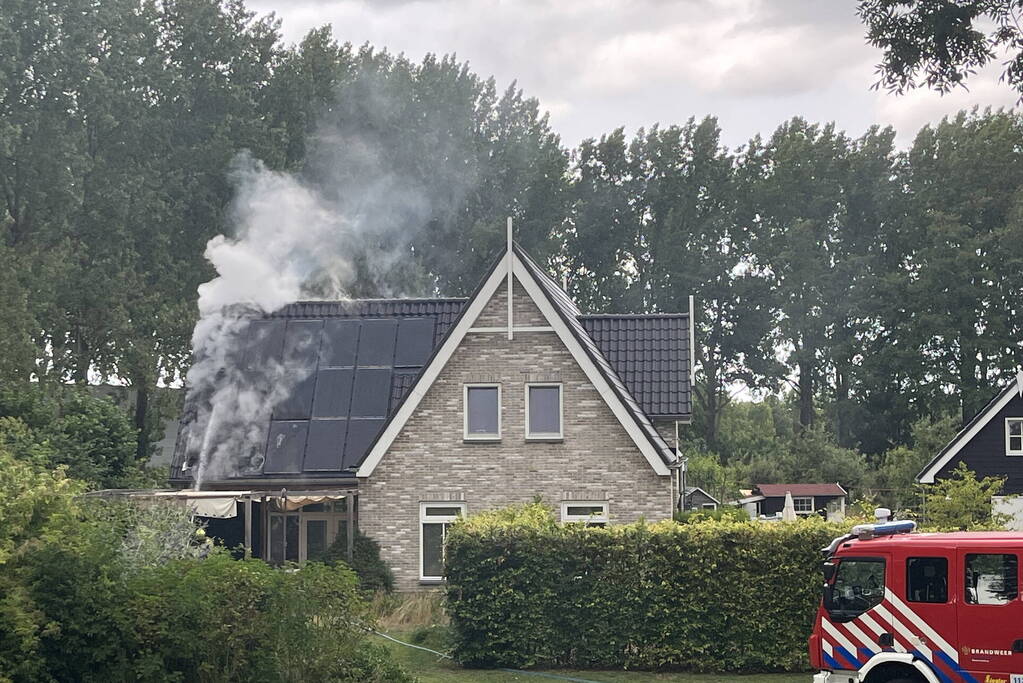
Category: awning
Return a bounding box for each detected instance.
[84,488,359,519]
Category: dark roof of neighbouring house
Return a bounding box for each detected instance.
[754,483,847,498]
[171,244,691,484]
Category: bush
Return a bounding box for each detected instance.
[673,506,749,524]
[445,502,842,673]
[323,527,395,592]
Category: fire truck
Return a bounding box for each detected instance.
[810,516,1023,683]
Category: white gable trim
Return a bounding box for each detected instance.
[356,250,670,477]
[511,256,669,475]
[917,374,1023,484]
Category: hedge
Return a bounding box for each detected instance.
[445,503,843,673]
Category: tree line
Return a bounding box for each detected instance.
[2,1,1022,497]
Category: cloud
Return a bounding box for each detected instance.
[248,0,1017,147]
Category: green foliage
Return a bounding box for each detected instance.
[0,447,79,567]
[322,526,396,593]
[922,462,1011,530]
[0,385,141,488]
[673,506,748,524]
[858,1,1023,97]
[445,503,843,673]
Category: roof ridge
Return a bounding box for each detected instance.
[579,313,691,319]
[286,297,469,304]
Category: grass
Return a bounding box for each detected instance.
[372,629,812,683]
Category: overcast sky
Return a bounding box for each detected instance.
[248,0,1017,150]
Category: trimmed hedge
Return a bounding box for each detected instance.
[445,503,842,673]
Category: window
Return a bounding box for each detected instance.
[965,553,1019,605]
[526,384,563,439]
[793,496,813,513]
[561,501,608,526]
[464,385,500,440]
[701,503,717,510]
[420,502,466,581]
[1006,418,1023,455]
[828,558,885,620]
[907,557,948,603]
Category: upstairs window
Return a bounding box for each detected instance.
[526,384,563,439]
[464,385,500,440]
[1006,418,1023,455]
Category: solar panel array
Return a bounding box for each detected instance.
[257,316,436,475]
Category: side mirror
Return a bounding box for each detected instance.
[822,561,836,582]
[822,583,835,610]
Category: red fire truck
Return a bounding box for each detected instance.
[810,519,1023,683]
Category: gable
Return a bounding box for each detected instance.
[918,376,1023,490]
[355,248,674,477]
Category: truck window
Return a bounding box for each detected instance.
[907,557,947,603]
[965,554,1019,605]
[830,558,885,619]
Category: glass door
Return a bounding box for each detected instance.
[268,512,299,565]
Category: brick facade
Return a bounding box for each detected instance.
[358,276,673,590]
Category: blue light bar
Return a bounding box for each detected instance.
[851,520,916,539]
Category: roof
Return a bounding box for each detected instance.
[754,483,847,498]
[580,314,692,418]
[173,244,691,484]
[683,486,720,505]
[917,371,1023,484]
[171,298,467,483]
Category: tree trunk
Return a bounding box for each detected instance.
[134,380,151,464]
[798,358,815,430]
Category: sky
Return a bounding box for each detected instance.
[247,0,1018,150]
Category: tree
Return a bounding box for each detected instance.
[923,462,1010,529]
[859,0,1023,99]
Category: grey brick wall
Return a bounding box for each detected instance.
[358,276,672,591]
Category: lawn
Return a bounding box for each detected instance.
[373,631,812,683]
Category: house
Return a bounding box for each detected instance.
[167,239,693,590]
[917,372,1023,529]
[682,486,719,511]
[737,483,847,520]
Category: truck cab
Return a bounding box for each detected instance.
[811,521,1023,683]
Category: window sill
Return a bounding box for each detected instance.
[463,437,501,444]
[419,578,445,586]
[526,435,563,443]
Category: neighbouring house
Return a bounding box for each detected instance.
[737,483,848,520]
[917,372,1023,530]
[164,240,693,590]
[682,486,719,511]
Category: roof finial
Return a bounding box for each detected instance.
[1017,369,1023,397]
[506,217,514,341]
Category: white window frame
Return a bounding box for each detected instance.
[793,496,814,514]
[1005,418,1023,456]
[701,503,717,510]
[463,384,501,441]
[560,501,609,525]
[419,501,466,582]
[525,382,564,440]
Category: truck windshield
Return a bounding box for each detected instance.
[829,558,885,620]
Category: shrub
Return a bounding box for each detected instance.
[323,527,396,592]
[673,506,749,524]
[446,502,842,673]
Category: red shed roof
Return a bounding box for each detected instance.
[755,483,847,497]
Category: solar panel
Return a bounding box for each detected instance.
[273,320,322,419]
[395,318,436,367]
[311,368,354,418]
[351,368,392,417]
[342,418,385,469]
[242,320,286,373]
[320,319,359,367]
[356,319,397,366]
[263,420,308,474]
[303,419,347,471]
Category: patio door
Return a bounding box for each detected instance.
[268,512,299,564]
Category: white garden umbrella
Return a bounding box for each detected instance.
[782,491,797,522]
